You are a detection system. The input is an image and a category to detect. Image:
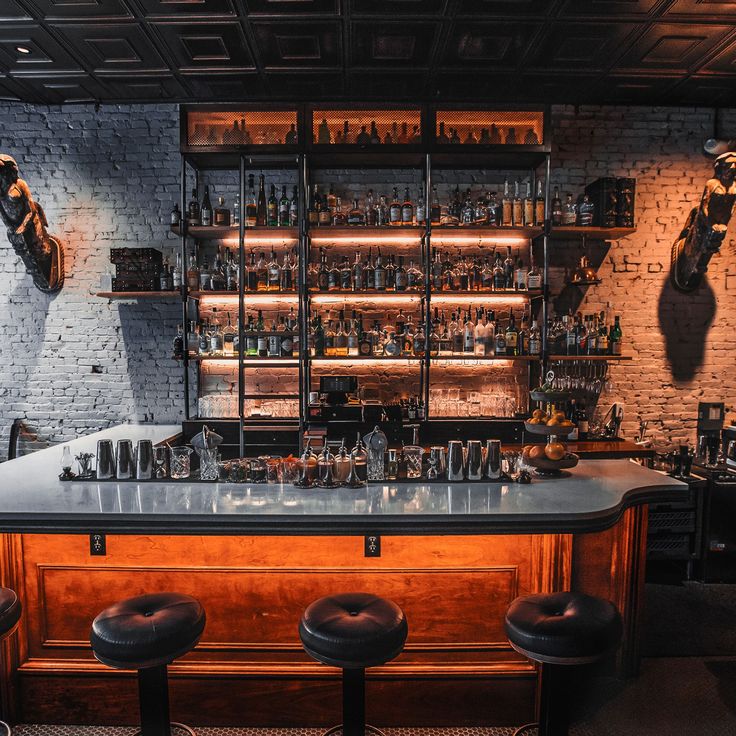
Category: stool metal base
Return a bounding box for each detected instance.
[0,719,10,736]
[323,724,387,736]
[134,724,196,736]
[512,724,538,735]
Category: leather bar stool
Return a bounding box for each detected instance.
[0,588,22,736]
[90,592,206,736]
[299,593,408,736]
[505,592,622,736]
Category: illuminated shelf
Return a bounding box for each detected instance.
[171,225,298,239]
[309,290,423,299]
[97,291,179,299]
[431,289,543,300]
[311,356,422,363]
[431,355,538,362]
[432,226,542,239]
[189,290,299,299]
[548,354,632,361]
[188,355,299,365]
[550,227,635,241]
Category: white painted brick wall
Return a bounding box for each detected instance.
[0,102,734,459]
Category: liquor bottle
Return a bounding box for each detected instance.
[463,311,475,353]
[280,251,293,291]
[328,259,340,292]
[313,315,325,357]
[172,253,183,290]
[212,196,229,227]
[365,189,377,226]
[437,121,449,144]
[247,250,258,291]
[347,199,365,226]
[245,317,258,357]
[551,186,562,227]
[402,187,414,225]
[358,320,372,357]
[171,203,181,227]
[597,311,609,355]
[527,253,542,289]
[565,312,578,356]
[308,185,319,227]
[430,185,441,226]
[159,259,172,291]
[340,256,351,290]
[576,403,589,440]
[332,197,347,226]
[211,251,226,291]
[173,325,184,360]
[267,184,278,226]
[450,313,463,354]
[256,252,268,291]
[512,180,523,226]
[334,311,348,356]
[494,320,506,356]
[324,320,336,356]
[461,190,474,225]
[493,252,505,291]
[395,256,408,292]
[187,188,200,227]
[356,125,370,146]
[226,250,238,291]
[245,175,257,227]
[199,258,211,291]
[535,179,545,226]
[515,253,528,291]
[201,186,213,227]
[523,181,534,226]
[505,311,519,356]
[474,191,488,224]
[233,194,240,226]
[528,319,541,356]
[326,184,337,216]
[198,319,210,355]
[347,312,359,356]
[257,174,267,226]
[561,193,577,226]
[256,310,267,357]
[317,249,329,292]
[610,315,622,355]
[370,121,380,145]
[484,309,496,356]
[577,194,594,226]
[385,254,396,290]
[364,248,375,290]
[223,313,236,356]
[267,249,280,291]
[318,194,332,227]
[376,195,389,226]
[351,251,363,291]
[374,248,386,291]
[416,185,426,226]
[501,178,512,226]
[474,309,486,356]
[209,309,224,354]
[278,185,290,227]
[389,187,402,225]
[504,246,515,289]
[289,185,298,226]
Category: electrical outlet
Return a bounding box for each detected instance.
[364,534,381,557]
[90,533,106,556]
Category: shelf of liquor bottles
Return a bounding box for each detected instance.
[171,225,299,240]
[548,354,632,361]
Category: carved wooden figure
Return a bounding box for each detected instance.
[671,151,736,292]
[0,154,64,293]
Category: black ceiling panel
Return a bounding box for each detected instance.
[0,1,34,20]
[152,20,255,70]
[442,21,542,68]
[351,21,439,67]
[529,22,638,72]
[250,20,341,68]
[28,0,134,19]
[0,25,82,74]
[243,0,339,14]
[0,2,735,104]
[351,0,447,15]
[135,0,236,16]
[50,23,168,72]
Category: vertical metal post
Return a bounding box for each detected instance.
[239,155,246,458]
[298,153,308,453]
[541,153,552,373]
[423,153,432,421]
[342,668,366,736]
[138,665,171,736]
[180,154,190,421]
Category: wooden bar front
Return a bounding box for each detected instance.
[0,506,646,726]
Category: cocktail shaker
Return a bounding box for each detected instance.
[430,446,446,477]
[484,439,502,480]
[136,440,154,480]
[116,439,136,480]
[96,440,115,480]
[447,440,465,481]
[466,440,483,480]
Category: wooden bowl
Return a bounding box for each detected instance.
[524,421,576,437]
[530,389,571,404]
[523,452,579,476]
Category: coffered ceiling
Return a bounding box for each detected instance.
[0,0,735,106]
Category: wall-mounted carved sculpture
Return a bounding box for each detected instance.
[671,151,736,292]
[0,154,64,293]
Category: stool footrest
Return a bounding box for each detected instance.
[512,724,538,736]
[323,724,387,736]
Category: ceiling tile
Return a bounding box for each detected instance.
[351,21,439,67]
[0,1,34,20]
[351,0,447,14]
[442,21,541,68]
[529,22,637,72]
[152,21,255,70]
[0,75,28,100]
[243,0,339,14]
[263,71,342,97]
[96,71,187,99]
[601,73,683,102]
[350,71,427,98]
[559,0,664,17]
[699,37,736,72]
[670,74,736,104]
[27,0,134,19]
[50,23,167,72]
[182,70,264,98]
[135,0,236,16]
[0,25,82,73]
[455,0,557,17]
[250,20,341,68]
[614,22,734,72]
[12,73,108,102]
[665,0,736,17]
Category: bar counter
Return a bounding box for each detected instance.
[0,425,687,727]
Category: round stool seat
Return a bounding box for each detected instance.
[0,588,21,638]
[505,592,622,665]
[90,592,206,670]
[299,593,408,669]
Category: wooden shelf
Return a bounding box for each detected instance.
[189,290,298,298]
[310,226,424,238]
[171,225,298,239]
[432,355,538,362]
[311,356,422,362]
[97,291,179,299]
[432,226,542,239]
[431,288,543,298]
[188,355,299,364]
[309,289,423,297]
[550,227,635,241]
[548,354,632,361]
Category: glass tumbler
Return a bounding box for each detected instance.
[199,449,220,481]
[170,446,193,480]
[404,447,424,479]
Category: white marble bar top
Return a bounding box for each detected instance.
[0,424,688,535]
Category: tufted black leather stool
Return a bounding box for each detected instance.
[505,592,622,736]
[299,593,408,736]
[0,588,22,736]
[90,592,206,736]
